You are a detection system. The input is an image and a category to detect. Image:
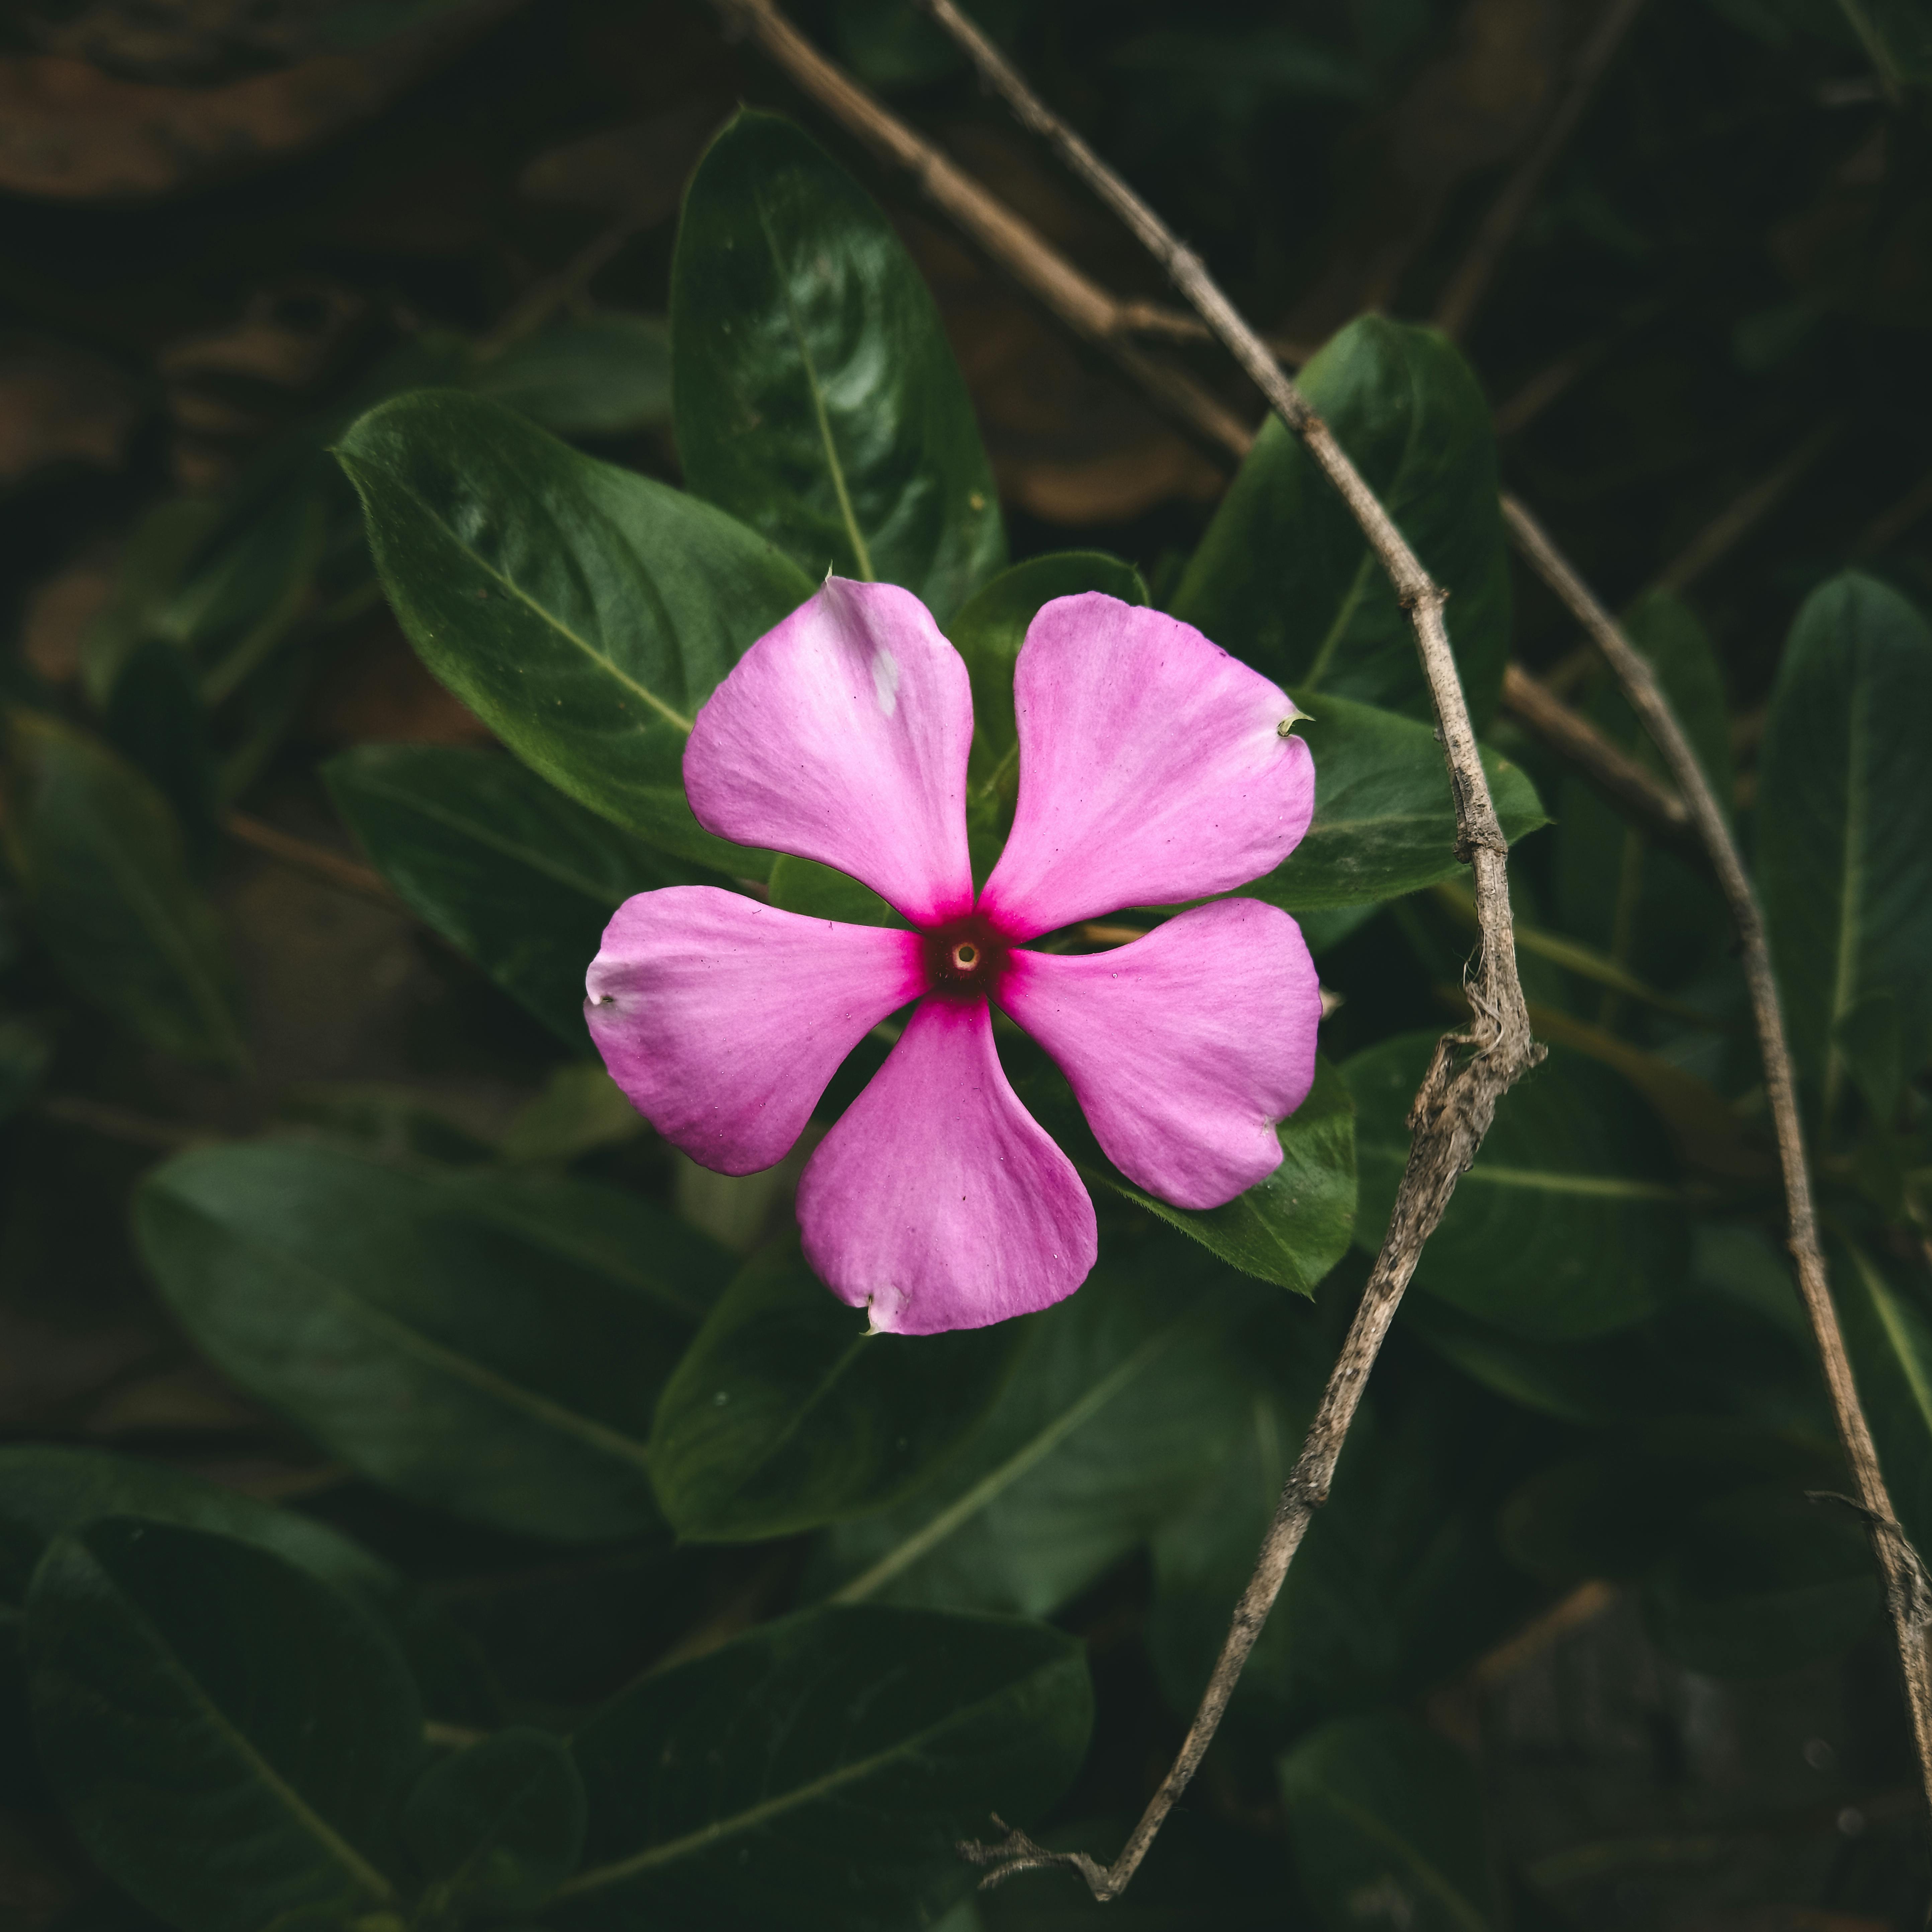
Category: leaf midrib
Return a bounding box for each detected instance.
[831,1316,1188,1604]
[557,1657,1069,1896]
[1298,1784,1492,1932]
[83,1548,394,1904]
[365,463,696,735]
[173,1201,655,1475]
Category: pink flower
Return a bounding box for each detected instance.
[585,580,1320,1335]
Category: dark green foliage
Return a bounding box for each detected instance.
[325,745,697,1047]
[1346,1037,1691,1338]
[336,390,813,871]
[135,1143,730,1540]
[561,1604,1091,1931]
[405,1728,587,1909]
[1759,572,1932,1118]
[1172,317,1511,727]
[672,111,1005,616]
[25,1520,424,1932]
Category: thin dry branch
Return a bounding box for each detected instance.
[224,810,397,909]
[1651,419,1842,596]
[1496,660,1699,860]
[1433,0,1652,340]
[1503,494,1932,1821]
[902,0,1544,1899]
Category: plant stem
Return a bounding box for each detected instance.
[905,0,1543,1898]
[1432,0,1652,339]
[1503,493,1932,1822]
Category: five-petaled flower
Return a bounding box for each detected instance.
[586,580,1320,1335]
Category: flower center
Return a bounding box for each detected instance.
[925,914,1007,997]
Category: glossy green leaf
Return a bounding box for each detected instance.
[812,1259,1258,1616]
[325,744,694,1047]
[1343,1036,1689,1338]
[1759,572,1932,1113]
[335,388,813,871]
[25,1519,422,1932]
[1279,1713,1501,1932]
[650,1241,1021,1541]
[470,312,672,437]
[1246,691,1546,912]
[944,552,1148,783]
[1171,316,1510,728]
[405,1727,585,1909]
[1022,1054,1356,1296]
[558,1604,1090,1931]
[135,1142,734,1540]
[672,110,1005,615]
[3,710,245,1068]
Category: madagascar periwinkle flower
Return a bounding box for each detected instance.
[585,580,1320,1335]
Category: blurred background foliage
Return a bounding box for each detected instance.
[2,0,1932,1928]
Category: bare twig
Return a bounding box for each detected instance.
[1853,466,1932,557]
[1504,494,1932,1821]
[891,0,1543,1899]
[1433,0,1652,340]
[475,195,669,363]
[1496,661,1698,859]
[223,810,398,909]
[1651,419,1842,595]
[713,0,1254,463]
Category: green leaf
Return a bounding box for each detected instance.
[811,1259,1257,1616]
[1171,317,1511,729]
[649,1240,1022,1541]
[1342,1036,1689,1338]
[500,1064,648,1164]
[25,1519,422,1932]
[1278,1713,1501,1932]
[3,710,245,1069]
[1245,691,1546,912]
[1759,572,1932,1115]
[335,388,813,872]
[768,852,903,928]
[325,744,695,1048]
[0,1447,393,1613]
[470,311,672,438]
[135,1142,734,1540]
[558,1604,1090,1931]
[944,552,1148,783]
[405,1727,585,1910]
[1022,1054,1356,1296]
[671,110,1005,615]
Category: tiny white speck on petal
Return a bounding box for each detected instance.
[871,647,902,718]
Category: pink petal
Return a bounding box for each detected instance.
[585,886,927,1175]
[684,578,975,928]
[797,995,1097,1334]
[978,594,1315,938]
[998,900,1319,1210]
